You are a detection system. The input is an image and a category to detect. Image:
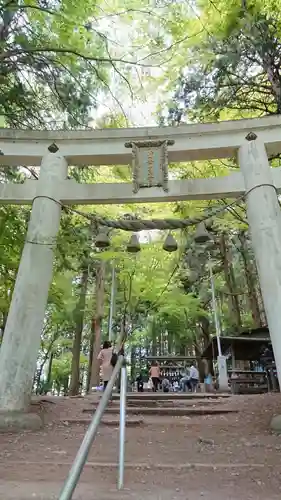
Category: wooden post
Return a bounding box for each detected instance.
[231,343,236,371]
[238,135,281,389]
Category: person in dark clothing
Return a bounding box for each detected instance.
[260,344,277,391]
[136,373,144,392]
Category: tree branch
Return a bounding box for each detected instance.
[1,47,161,67]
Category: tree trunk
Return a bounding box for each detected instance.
[151,320,157,356]
[0,4,16,41]
[0,310,8,341]
[194,342,205,382]
[167,333,173,354]
[34,367,43,393]
[0,279,10,344]
[119,311,127,346]
[63,377,69,396]
[90,260,106,388]
[199,315,211,348]
[262,52,281,114]
[179,341,186,356]
[220,233,242,331]
[86,330,94,393]
[47,352,54,385]
[199,316,213,374]
[131,346,136,382]
[69,265,89,396]
[256,283,267,326]
[238,232,262,327]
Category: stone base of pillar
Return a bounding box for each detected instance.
[270,414,281,434]
[0,411,42,433]
[217,355,229,392]
[216,386,231,394]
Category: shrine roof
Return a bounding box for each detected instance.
[201,334,271,361]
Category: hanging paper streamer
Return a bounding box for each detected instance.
[125,139,174,193]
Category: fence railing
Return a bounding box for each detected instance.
[58,355,127,500]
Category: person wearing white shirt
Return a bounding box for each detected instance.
[189,363,199,392]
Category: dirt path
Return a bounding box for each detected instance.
[0,393,280,499]
[0,467,281,500]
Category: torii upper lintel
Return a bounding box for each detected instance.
[0,114,281,167]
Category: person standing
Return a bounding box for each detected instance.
[204,372,213,393]
[136,373,144,392]
[189,362,199,392]
[97,341,114,391]
[149,361,160,392]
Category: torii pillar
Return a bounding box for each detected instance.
[239,134,281,392]
[0,149,67,431]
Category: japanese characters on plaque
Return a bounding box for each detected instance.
[125,139,174,193]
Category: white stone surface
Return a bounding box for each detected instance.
[0,412,42,431]
[270,414,281,432]
[0,152,68,411]
[217,356,229,392]
[2,167,281,205]
[239,138,281,388]
[0,171,245,204]
[2,168,281,206]
[0,115,281,166]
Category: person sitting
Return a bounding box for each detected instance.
[162,377,170,393]
[180,367,191,392]
[173,380,179,392]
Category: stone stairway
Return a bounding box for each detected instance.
[75,391,236,426]
[83,402,236,417]
[0,393,281,499]
[60,392,235,428]
[112,392,230,400]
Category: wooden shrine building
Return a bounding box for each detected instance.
[201,327,278,393]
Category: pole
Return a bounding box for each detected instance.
[208,253,222,356]
[118,365,127,489]
[59,355,124,500]
[208,253,228,391]
[108,262,115,342]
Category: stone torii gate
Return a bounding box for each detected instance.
[1,115,281,429]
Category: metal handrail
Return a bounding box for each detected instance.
[118,365,127,489]
[58,355,126,500]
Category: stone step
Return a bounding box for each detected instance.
[83,406,237,416]
[111,392,230,401]
[87,398,224,408]
[60,417,144,427]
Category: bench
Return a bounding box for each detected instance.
[230,376,269,395]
